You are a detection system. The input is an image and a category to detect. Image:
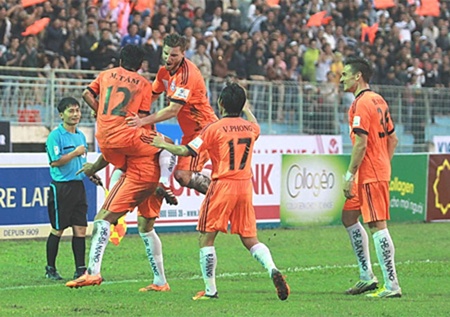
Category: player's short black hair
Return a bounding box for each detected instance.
[57,97,80,113]
[163,33,188,51]
[345,56,373,83]
[120,44,144,71]
[219,82,246,117]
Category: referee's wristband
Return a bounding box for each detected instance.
[345,171,355,182]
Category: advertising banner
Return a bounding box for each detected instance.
[432,136,450,153]
[426,154,450,221]
[0,153,100,239]
[280,154,428,227]
[280,154,349,227]
[389,154,427,222]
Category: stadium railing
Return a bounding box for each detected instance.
[1,66,449,153]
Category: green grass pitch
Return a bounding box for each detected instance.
[0,222,449,316]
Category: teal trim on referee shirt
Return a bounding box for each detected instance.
[50,183,59,230]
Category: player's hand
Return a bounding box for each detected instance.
[343,179,355,199]
[76,162,96,177]
[151,135,166,148]
[89,174,103,186]
[91,110,97,119]
[125,112,143,127]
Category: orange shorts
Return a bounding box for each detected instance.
[343,181,390,223]
[102,172,158,213]
[100,128,160,183]
[197,179,257,237]
[177,134,210,172]
[137,192,163,219]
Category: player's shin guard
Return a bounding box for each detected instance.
[199,246,217,296]
[373,228,400,291]
[346,222,374,281]
[87,220,110,275]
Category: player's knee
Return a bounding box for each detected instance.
[174,170,191,187]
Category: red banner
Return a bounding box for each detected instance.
[426,155,450,221]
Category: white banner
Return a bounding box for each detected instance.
[433,136,450,153]
[253,135,342,154]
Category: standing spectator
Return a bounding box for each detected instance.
[44,97,89,281]
[142,29,163,74]
[340,57,401,298]
[78,21,98,68]
[0,4,11,47]
[302,38,319,82]
[247,46,266,119]
[223,0,241,31]
[44,17,68,55]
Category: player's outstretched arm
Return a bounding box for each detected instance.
[82,89,99,113]
[126,102,182,127]
[152,135,192,157]
[76,154,109,177]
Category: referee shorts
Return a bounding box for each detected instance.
[48,181,88,230]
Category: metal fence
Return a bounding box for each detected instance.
[1,66,449,153]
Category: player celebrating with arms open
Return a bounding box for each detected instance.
[126,33,218,195]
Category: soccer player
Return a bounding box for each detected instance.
[126,33,218,195]
[151,82,290,301]
[65,45,165,288]
[45,97,89,280]
[340,57,401,298]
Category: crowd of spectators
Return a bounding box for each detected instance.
[1,0,450,136]
[1,0,450,84]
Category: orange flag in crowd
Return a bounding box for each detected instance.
[373,0,396,9]
[21,0,46,8]
[266,0,280,7]
[416,0,440,17]
[306,11,330,27]
[21,17,50,36]
[361,23,379,45]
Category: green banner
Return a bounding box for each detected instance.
[281,155,349,227]
[280,154,426,228]
[390,154,427,222]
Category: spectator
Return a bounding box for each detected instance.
[302,38,319,82]
[121,23,141,47]
[0,4,11,46]
[190,40,212,82]
[142,29,163,74]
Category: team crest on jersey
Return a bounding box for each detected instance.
[170,81,176,91]
[174,87,190,100]
[189,137,203,150]
[352,116,361,127]
[54,145,59,155]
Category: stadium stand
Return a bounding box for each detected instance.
[1,0,450,153]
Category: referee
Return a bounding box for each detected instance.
[45,97,89,281]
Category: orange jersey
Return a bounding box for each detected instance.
[348,89,395,184]
[88,67,152,148]
[186,117,260,180]
[152,58,218,139]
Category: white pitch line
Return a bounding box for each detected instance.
[0,259,444,292]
